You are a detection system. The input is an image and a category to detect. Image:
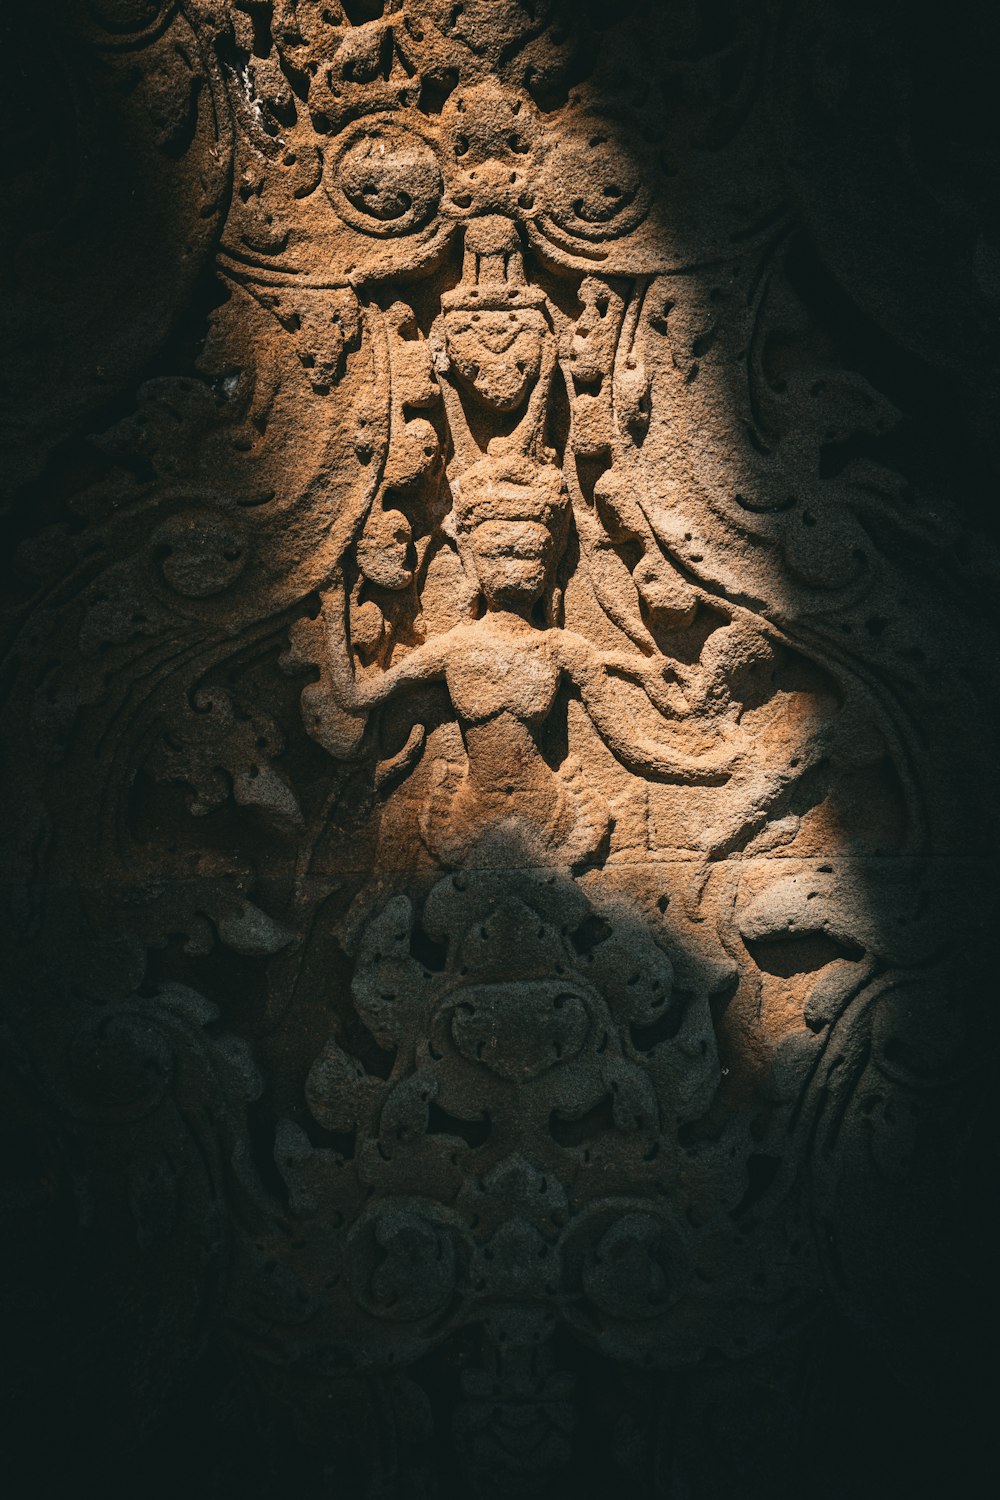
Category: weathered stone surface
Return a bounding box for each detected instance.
[1,3,996,1496]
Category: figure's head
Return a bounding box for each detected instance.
[451,454,567,610]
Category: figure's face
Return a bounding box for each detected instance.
[468,519,553,608]
[455,456,566,609]
[443,306,547,413]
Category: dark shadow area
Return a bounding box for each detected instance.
[1,4,997,1499]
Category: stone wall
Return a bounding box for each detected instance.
[1,3,996,1496]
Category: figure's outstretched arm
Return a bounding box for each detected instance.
[300,577,451,760]
[557,633,739,782]
[596,650,693,718]
[323,583,449,710]
[361,636,451,703]
[583,671,739,781]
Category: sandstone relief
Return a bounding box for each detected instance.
[1,3,995,1497]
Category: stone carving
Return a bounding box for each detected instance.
[1,3,994,1496]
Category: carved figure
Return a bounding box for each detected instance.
[313,444,756,863]
[1,5,991,1497]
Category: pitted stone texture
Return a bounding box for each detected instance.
[1,3,995,1497]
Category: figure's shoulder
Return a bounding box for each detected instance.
[442,620,478,647]
[549,626,594,664]
[419,619,466,646]
[428,620,480,662]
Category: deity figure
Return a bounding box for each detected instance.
[309,446,754,864]
[298,213,828,869]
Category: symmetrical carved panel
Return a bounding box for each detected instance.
[1,3,995,1496]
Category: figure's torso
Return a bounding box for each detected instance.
[444,621,561,726]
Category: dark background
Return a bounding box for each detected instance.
[1,2,997,1496]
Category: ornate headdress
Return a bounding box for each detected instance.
[449,451,567,534]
